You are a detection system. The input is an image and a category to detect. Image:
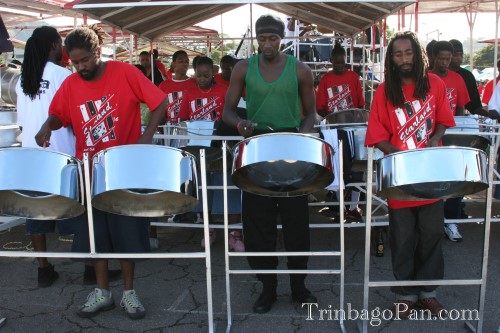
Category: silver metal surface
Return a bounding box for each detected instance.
[324,109,383,170]
[442,116,491,151]
[324,108,369,125]
[231,133,334,197]
[0,148,85,219]
[0,125,21,147]
[171,120,223,170]
[91,144,198,216]
[0,111,17,125]
[376,146,488,200]
[0,67,20,105]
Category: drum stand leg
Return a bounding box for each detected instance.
[83,153,97,255]
[200,149,215,333]
[464,130,497,333]
[222,142,233,333]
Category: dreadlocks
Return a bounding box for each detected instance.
[65,24,104,55]
[20,26,61,100]
[384,31,430,108]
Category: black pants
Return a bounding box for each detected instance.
[242,192,310,284]
[388,200,444,296]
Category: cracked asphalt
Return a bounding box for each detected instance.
[0,193,499,333]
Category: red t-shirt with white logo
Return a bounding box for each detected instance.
[49,61,166,160]
[365,73,456,209]
[177,83,228,121]
[158,77,196,121]
[213,73,230,88]
[439,70,470,115]
[316,70,365,113]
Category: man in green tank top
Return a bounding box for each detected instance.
[223,14,318,314]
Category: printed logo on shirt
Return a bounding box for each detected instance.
[446,87,458,112]
[190,96,222,121]
[327,84,354,113]
[397,95,434,149]
[80,95,117,148]
[35,79,50,98]
[167,91,183,120]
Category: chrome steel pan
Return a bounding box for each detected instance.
[442,116,490,151]
[324,108,369,126]
[232,133,334,197]
[376,147,488,200]
[92,145,198,217]
[171,120,222,171]
[0,148,85,219]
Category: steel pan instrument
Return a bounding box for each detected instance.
[376,147,488,200]
[0,148,85,219]
[92,144,198,217]
[442,116,491,151]
[231,133,334,197]
[324,109,383,170]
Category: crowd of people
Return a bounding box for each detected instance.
[8,13,500,324]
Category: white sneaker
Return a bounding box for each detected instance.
[77,288,115,318]
[120,289,146,319]
[444,223,463,242]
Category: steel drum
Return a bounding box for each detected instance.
[324,108,369,126]
[376,147,488,200]
[0,148,85,219]
[442,116,491,151]
[231,133,334,196]
[92,144,198,217]
[172,120,223,170]
[325,109,383,170]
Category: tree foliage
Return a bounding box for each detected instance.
[473,44,500,68]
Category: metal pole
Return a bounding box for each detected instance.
[338,140,347,333]
[83,153,96,254]
[361,147,374,333]
[200,149,214,333]
[223,142,232,332]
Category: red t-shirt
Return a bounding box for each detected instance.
[316,70,365,113]
[482,78,500,104]
[158,78,196,121]
[49,61,166,160]
[214,73,230,87]
[154,59,168,78]
[439,70,470,115]
[177,83,227,121]
[365,73,456,209]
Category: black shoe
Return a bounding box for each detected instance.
[38,264,59,288]
[291,287,317,303]
[83,267,122,285]
[252,291,277,314]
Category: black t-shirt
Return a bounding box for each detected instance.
[455,66,481,112]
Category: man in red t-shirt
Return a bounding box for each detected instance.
[432,41,470,242]
[432,41,470,116]
[482,59,500,104]
[366,31,455,318]
[316,44,366,221]
[316,45,365,116]
[159,50,196,122]
[213,55,235,88]
[35,26,168,320]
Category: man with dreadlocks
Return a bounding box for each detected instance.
[35,25,168,320]
[15,26,75,288]
[365,31,455,318]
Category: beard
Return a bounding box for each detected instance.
[78,66,99,81]
[397,64,416,79]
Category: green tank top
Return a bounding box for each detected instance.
[245,55,302,131]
